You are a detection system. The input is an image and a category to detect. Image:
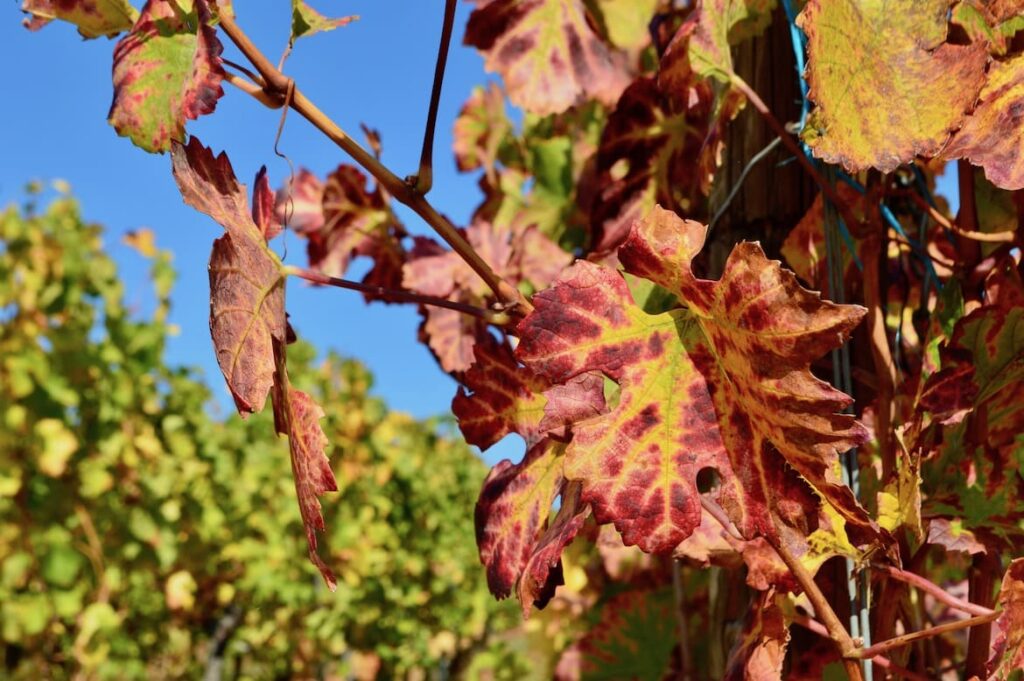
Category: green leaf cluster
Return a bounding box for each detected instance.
[0,190,520,679]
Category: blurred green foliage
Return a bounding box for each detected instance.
[0,189,525,680]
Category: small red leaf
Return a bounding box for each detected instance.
[475,440,563,599]
[517,480,590,615]
[252,166,281,241]
[273,380,338,591]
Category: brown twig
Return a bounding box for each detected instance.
[791,614,931,681]
[902,190,1016,243]
[877,565,995,618]
[223,72,280,108]
[851,611,1000,660]
[217,9,529,313]
[285,266,511,324]
[408,0,457,194]
[767,522,863,680]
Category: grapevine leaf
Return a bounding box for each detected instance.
[453,83,514,178]
[685,0,777,82]
[251,166,281,241]
[952,0,1024,56]
[591,76,742,253]
[291,0,356,42]
[797,0,987,172]
[475,440,563,599]
[207,236,285,415]
[274,168,325,234]
[724,590,790,681]
[301,164,404,289]
[271,379,338,591]
[539,373,607,437]
[988,558,1024,679]
[926,518,987,555]
[452,335,550,449]
[575,587,677,681]
[516,481,589,615]
[21,0,138,38]
[109,0,226,153]
[589,0,660,50]
[463,0,632,116]
[518,206,871,553]
[419,307,486,375]
[944,53,1024,190]
[171,138,285,415]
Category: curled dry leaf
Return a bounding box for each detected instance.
[987,557,1024,678]
[272,377,339,591]
[109,0,225,153]
[171,137,286,416]
[518,206,872,553]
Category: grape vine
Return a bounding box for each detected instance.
[18,0,1024,678]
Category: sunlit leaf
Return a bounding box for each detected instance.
[21,0,138,38]
[798,0,987,172]
[291,0,356,42]
[475,440,563,598]
[109,0,225,153]
[463,0,632,116]
[518,206,871,553]
[944,53,1024,190]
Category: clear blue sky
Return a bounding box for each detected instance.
[0,3,958,468]
[1,1,525,465]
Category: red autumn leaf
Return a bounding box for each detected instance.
[463,0,632,116]
[590,77,742,253]
[453,82,514,179]
[251,166,282,241]
[516,481,589,615]
[781,184,865,289]
[172,137,285,416]
[988,557,1024,678]
[475,440,563,599]
[944,53,1024,190]
[724,590,790,681]
[517,206,872,553]
[274,168,325,234]
[272,377,339,591]
[452,334,551,449]
[109,0,225,153]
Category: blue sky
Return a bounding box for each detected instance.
[1,3,959,468]
[1,1,526,464]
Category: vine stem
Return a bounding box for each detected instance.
[791,614,930,681]
[767,524,863,680]
[284,266,510,324]
[729,74,864,234]
[409,0,457,194]
[851,611,1000,660]
[217,8,529,314]
[900,190,1016,243]
[877,565,996,618]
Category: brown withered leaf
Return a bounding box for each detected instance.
[724,589,790,681]
[987,558,1024,678]
[271,373,338,591]
[172,138,286,416]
